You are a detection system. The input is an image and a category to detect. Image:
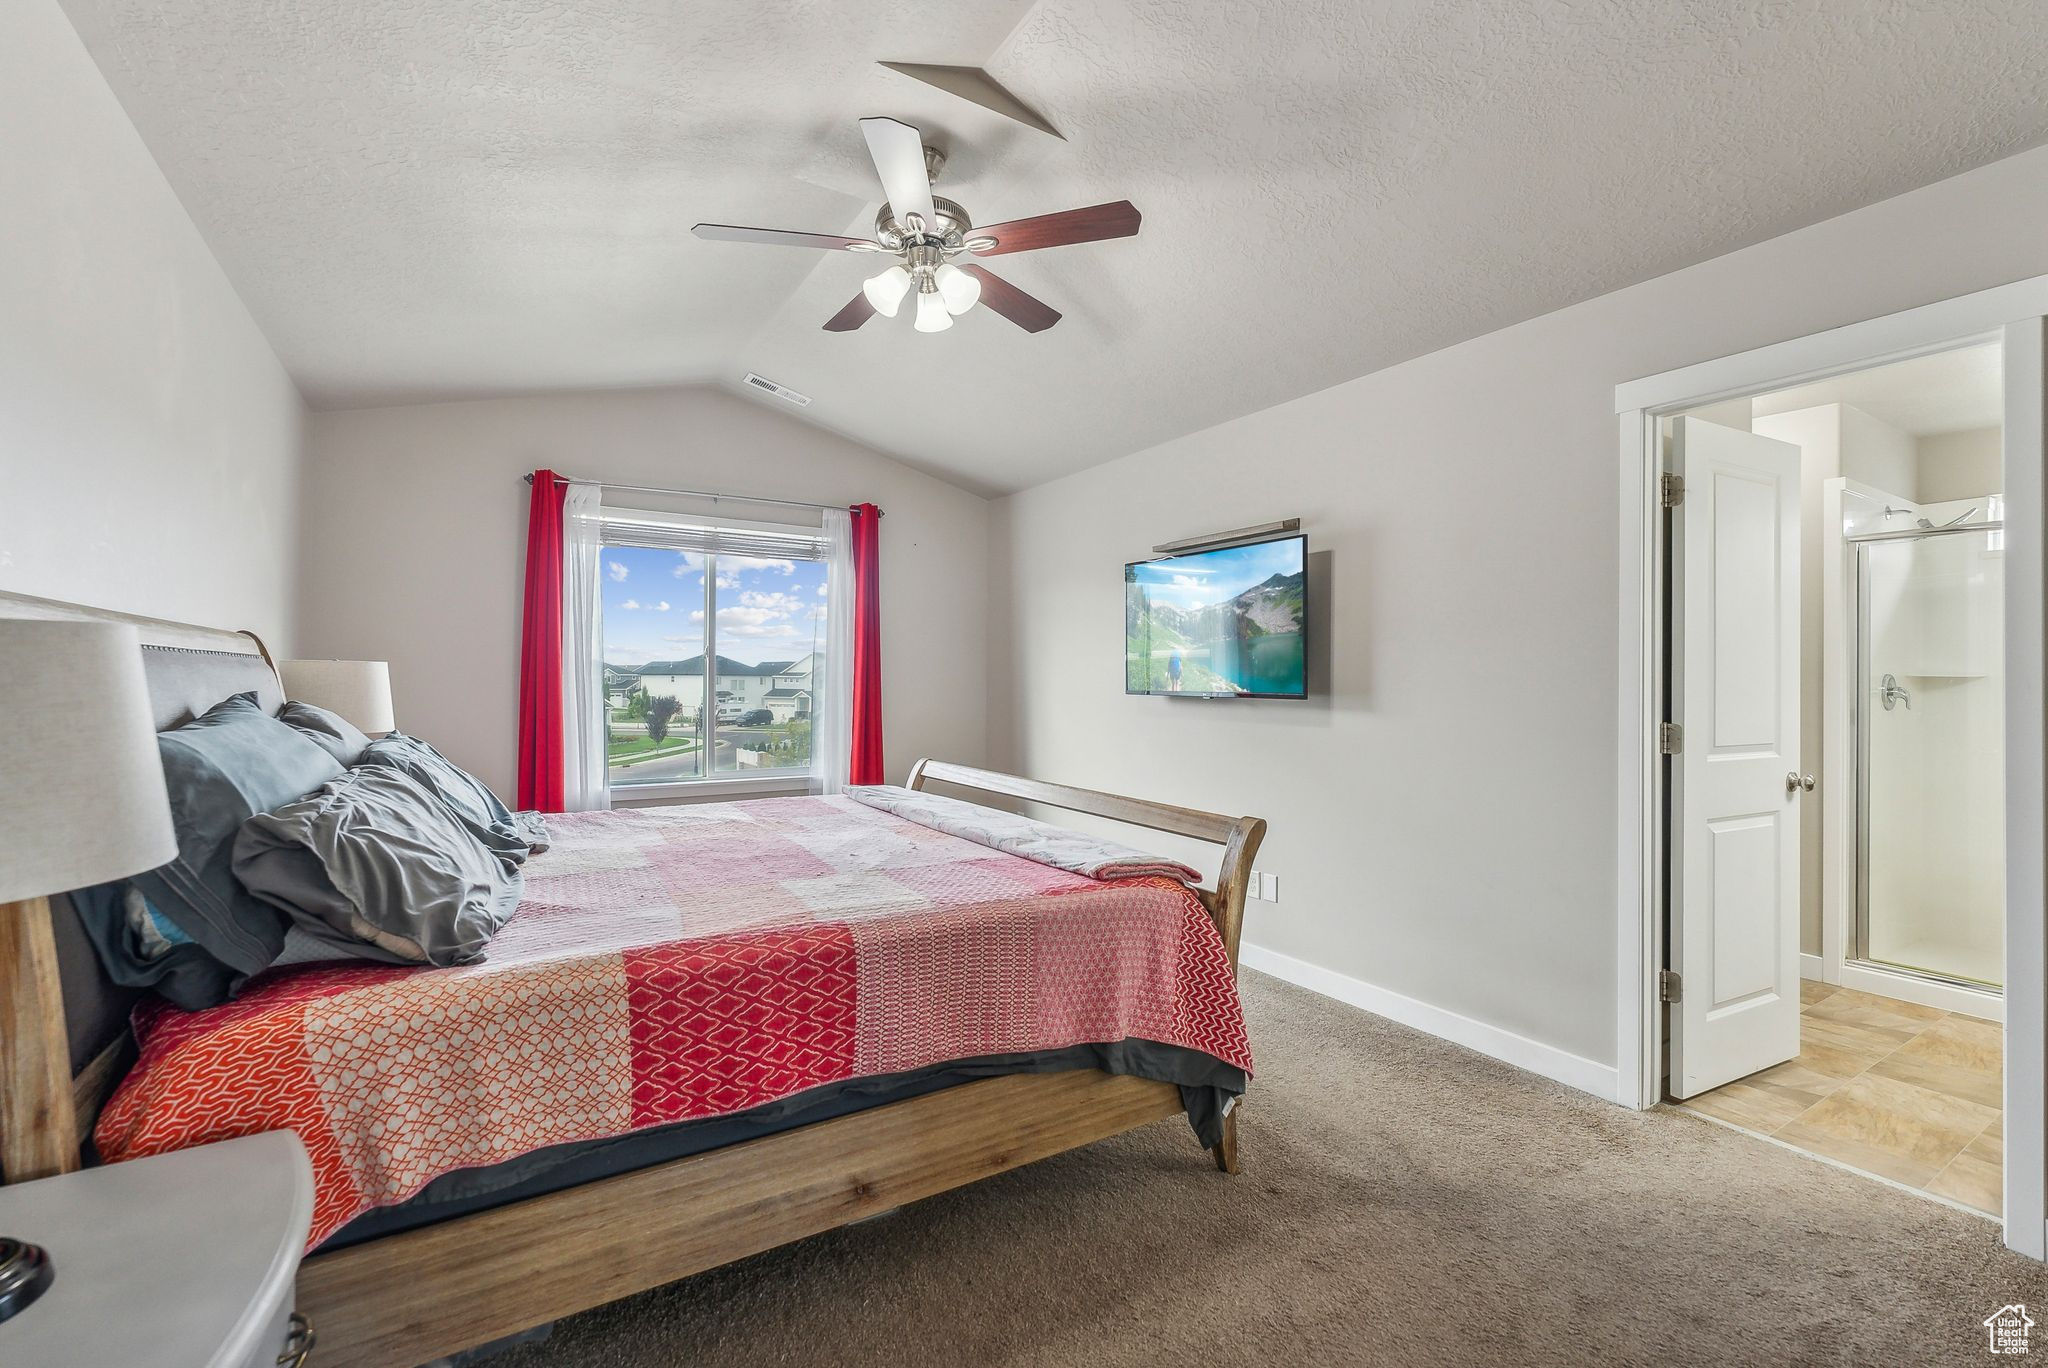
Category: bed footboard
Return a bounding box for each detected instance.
[903,760,1262,1180]
[903,759,1266,970]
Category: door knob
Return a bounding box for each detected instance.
[1787,772,1816,794]
[1802,774,1817,792]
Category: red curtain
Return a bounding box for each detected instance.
[517,469,567,812]
[849,503,885,785]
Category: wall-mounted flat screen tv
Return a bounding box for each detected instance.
[1125,533,1307,698]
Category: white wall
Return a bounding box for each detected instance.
[989,143,2048,1075]
[298,388,989,799]
[1919,426,2004,503]
[0,0,303,645]
[1839,404,1922,496]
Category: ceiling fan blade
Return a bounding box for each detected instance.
[823,292,878,332]
[859,117,938,230]
[693,223,878,252]
[968,201,1142,256]
[877,63,1064,140]
[958,265,1061,333]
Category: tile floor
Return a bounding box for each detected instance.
[1674,982,2001,1215]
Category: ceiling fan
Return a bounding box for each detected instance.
[692,117,1141,335]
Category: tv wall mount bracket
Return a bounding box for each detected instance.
[1149,518,1301,557]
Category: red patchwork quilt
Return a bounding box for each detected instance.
[95,795,1251,1249]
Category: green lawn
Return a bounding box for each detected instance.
[607,735,698,760]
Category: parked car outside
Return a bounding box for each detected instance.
[739,708,772,726]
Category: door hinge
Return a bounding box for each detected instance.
[1659,721,1682,755]
[1659,969,1682,1003]
[1659,472,1684,507]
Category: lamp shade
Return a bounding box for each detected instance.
[280,659,394,734]
[0,619,177,904]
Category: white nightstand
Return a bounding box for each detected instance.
[0,1131,315,1367]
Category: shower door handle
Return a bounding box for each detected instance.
[1786,772,1817,795]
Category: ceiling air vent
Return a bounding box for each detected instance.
[743,373,811,407]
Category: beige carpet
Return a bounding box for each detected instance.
[495,971,2044,1367]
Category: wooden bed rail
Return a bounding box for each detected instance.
[904,759,1267,968]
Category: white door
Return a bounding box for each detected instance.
[1669,417,1805,1098]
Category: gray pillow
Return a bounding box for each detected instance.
[358,733,549,871]
[279,699,374,765]
[233,764,523,967]
[132,692,346,983]
[64,882,239,1011]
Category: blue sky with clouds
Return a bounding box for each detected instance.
[601,545,828,668]
[1126,537,1303,612]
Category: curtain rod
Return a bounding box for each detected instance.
[522,472,880,517]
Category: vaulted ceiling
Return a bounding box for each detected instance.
[58,0,2048,495]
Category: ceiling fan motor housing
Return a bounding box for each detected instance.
[875,195,972,252]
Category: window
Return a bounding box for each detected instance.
[599,511,830,790]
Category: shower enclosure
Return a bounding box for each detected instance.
[1852,503,2005,991]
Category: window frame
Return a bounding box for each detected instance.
[599,506,828,797]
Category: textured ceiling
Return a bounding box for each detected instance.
[58,0,2048,495]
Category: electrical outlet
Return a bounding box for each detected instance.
[1245,871,1263,900]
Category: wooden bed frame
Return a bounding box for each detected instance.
[0,593,1265,1368]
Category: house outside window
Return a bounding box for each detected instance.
[597,510,830,790]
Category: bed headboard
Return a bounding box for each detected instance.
[0,590,282,1184]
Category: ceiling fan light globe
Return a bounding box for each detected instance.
[914,290,954,333]
[935,263,981,315]
[862,266,912,318]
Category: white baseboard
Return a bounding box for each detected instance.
[1239,942,1621,1104]
[1837,960,2004,1022]
[1800,949,2005,1020]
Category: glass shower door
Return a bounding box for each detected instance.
[1856,527,2005,989]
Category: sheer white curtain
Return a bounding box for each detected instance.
[561,482,611,811]
[813,507,855,794]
